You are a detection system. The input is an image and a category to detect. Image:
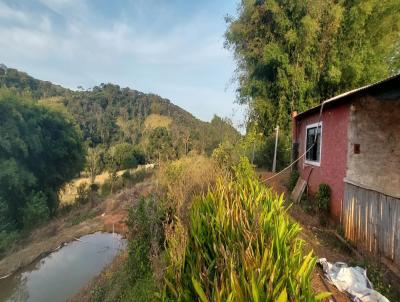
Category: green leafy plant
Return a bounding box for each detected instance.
[316,184,331,213]
[21,191,50,229]
[0,92,85,229]
[0,230,19,256]
[162,160,330,301]
[211,140,240,171]
[125,197,164,284]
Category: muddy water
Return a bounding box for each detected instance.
[0,232,126,302]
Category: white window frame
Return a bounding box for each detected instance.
[304,122,322,166]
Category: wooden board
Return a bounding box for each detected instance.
[290,178,307,203]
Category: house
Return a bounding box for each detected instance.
[292,74,400,265]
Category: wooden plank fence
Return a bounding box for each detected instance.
[343,182,400,266]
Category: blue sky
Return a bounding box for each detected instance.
[0,0,246,130]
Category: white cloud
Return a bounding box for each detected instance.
[0,2,29,23]
[0,9,229,67]
[37,0,88,16]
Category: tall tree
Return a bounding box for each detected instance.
[225,0,400,135]
[86,146,104,184]
[146,127,175,163]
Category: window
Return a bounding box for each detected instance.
[305,122,322,165]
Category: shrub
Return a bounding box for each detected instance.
[316,183,331,213]
[89,183,100,193]
[129,169,150,185]
[122,170,131,180]
[211,141,240,171]
[0,198,13,231]
[75,182,90,205]
[106,143,142,171]
[125,197,164,286]
[126,198,153,282]
[57,203,74,216]
[288,169,300,191]
[233,156,255,182]
[21,191,50,229]
[162,160,329,301]
[100,180,111,197]
[0,230,19,256]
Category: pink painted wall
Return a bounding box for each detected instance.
[294,103,350,221]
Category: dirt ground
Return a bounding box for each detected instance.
[0,179,155,279]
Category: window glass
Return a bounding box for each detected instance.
[306,125,321,163]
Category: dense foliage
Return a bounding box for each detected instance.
[146,127,175,162]
[62,86,240,159]
[225,0,400,136]
[0,64,68,99]
[0,91,85,230]
[126,197,163,285]
[106,143,145,172]
[162,158,329,301]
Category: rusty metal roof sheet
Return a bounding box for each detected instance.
[295,73,400,119]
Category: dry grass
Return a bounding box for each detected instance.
[155,155,221,289]
[144,114,172,130]
[60,170,128,205]
[157,155,219,223]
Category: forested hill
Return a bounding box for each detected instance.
[0,64,240,157]
[0,64,68,98]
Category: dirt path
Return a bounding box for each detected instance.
[0,179,155,279]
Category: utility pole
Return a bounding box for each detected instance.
[272,125,279,173]
[251,121,258,165]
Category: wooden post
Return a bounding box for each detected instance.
[291,111,298,171]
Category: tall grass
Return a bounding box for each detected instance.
[157,155,219,221]
[162,158,330,301]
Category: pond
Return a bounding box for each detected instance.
[0,232,126,302]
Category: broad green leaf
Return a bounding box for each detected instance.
[276,287,287,302]
[192,277,209,302]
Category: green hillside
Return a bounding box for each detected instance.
[0,64,240,157]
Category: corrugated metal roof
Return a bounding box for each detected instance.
[295,73,400,119]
